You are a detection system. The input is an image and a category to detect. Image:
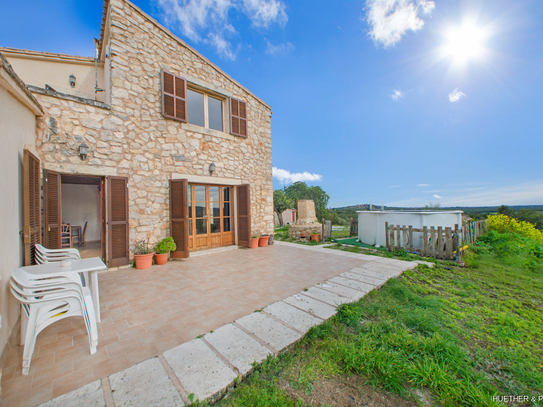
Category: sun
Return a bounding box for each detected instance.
[442,22,489,65]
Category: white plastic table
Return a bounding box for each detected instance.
[20,257,107,322]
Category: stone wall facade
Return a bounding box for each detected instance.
[33,0,274,249]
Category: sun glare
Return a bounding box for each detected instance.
[442,22,488,65]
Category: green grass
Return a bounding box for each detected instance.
[218,230,543,407]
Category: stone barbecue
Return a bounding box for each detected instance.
[288,200,322,239]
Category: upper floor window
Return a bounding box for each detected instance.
[161,70,247,137]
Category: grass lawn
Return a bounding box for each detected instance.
[213,229,543,407]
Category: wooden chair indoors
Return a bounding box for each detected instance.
[71,221,88,247]
[61,224,72,248]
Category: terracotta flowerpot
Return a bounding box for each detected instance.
[134,253,154,269]
[311,234,320,243]
[259,236,270,247]
[250,238,259,248]
[155,252,169,265]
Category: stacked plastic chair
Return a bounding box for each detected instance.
[10,268,98,375]
[34,244,88,286]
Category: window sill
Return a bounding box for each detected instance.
[182,122,243,141]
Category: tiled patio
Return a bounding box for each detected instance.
[1,242,367,407]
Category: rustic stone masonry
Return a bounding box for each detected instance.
[33,0,274,247]
[289,200,322,238]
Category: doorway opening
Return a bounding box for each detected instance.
[60,175,105,260]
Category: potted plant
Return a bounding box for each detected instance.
[250,234,259,249]
[310,232,320,243]
[132,239,154,269]
[259,234,270,247]
[154,237,177,265]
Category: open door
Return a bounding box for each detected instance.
[170,179,189,258]
[43,169,61,249]
[107,176,129,267]
[23,149,41,265]
[237,184,251,247]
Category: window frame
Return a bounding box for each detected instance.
[186,85,226,132]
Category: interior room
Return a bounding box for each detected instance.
[60,175,102,259]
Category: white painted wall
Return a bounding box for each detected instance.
[0,85,37,355]
[61,184,101,242]
[357,211,463,248]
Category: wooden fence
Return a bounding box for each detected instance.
[462,220,486,245]
[385,220,487,260]
[349,218,358,237]
[385,222,461,260]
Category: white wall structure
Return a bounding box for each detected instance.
[357,210,463,249]
[61,184,101,242]
[0,54,42,369]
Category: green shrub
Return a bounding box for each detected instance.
[154,237,177,254]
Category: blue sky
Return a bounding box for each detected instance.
[2,0,542,208]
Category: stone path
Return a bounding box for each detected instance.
[38,244,429,406]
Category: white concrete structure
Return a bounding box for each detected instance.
[357,210,463,249]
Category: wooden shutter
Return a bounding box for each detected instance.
[237,184,251,247]
[162,71,187,122]
[170,179,189,258]
[230,98,247,137]
[107,176,129,267]
[43,169,61,250]
[23,149,41,265]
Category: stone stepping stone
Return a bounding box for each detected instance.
[109,357,184,406]
[329,276,376,292]
[349,268,392,281]
[205,324,271,375]
[315,282,367,301]
[38,380,105,407]
[236,312,301,351]
[302,286,352,306]
[341,272,388,287]
[283,294,337,319]
[163,339,236,401]
[263,301,321,333]
[357,263,404,276]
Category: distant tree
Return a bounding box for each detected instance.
[497,205,515,218]
[515,209,543,230]
[282,181,330,220]
[425,202,441,210]
[273,190,292,226]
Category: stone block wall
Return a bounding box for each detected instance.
[34,0,274,247]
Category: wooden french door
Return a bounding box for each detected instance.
[188,184,235,251]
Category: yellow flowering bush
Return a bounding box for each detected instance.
[487,214,543,244]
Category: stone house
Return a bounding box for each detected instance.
[0,0,273,381]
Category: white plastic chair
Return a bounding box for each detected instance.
[34,244,87,286]
[35,244,81,262]
[10,268,98,375]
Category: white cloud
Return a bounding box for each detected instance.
[265,40,294,56]
[273,167,322,184]
[365,0,435,48]
[154,0,287,59]
[242,0,287,28]
[433,194,442,199]
[448,88,466,102]
[391,89,403,100]
[417,183,430,187]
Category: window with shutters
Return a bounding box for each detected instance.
[161,70,248,137]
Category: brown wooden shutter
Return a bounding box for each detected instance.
[43,169,61,250]
[23,149,41,265]
[162,71,187,122]
[107,176,129,267]
[230,97,247,137]
[170,179,189,258]
[237,184,251,247]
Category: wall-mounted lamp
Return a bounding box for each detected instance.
[209,162,216,174]
[79,143,89,160]
[69,74,76,88]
